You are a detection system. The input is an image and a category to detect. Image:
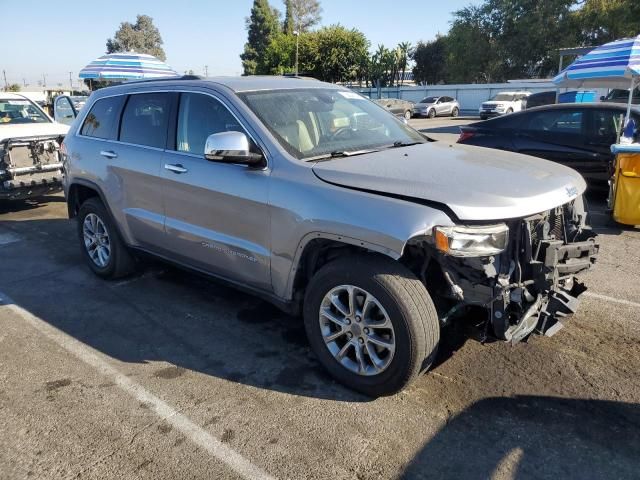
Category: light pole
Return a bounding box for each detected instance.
[293,30,299,76]
[204,65,208,77]
[69,72,73,92]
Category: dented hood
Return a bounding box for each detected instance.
[311,142,587,221]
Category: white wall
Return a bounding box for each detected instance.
[353,82,608,112]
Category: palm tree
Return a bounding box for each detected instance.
[397,41,412,86]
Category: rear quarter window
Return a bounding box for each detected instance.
[80,96,125,139]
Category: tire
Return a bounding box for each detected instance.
[404,110,412,120]
[480,115,487,120]
[427,108,436,119]
[77,197,135,279]
[451,107,459,118]
[506,108,514,114]
[303,254,440,397]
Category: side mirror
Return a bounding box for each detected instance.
[204,131,264,167]
[53,95,77,126]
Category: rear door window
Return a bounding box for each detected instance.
[80,96,125,139]
[525,109,584,134]
[588,109,625,145]
[119,93,171,149]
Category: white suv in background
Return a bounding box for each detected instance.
[479,91,530,120]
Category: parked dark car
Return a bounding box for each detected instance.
[525,91,556,109]
[373,98,414,120]
[458,103,640,186]
[601,87,640,105]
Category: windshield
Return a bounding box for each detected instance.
[0,98,50,125]
[490,94,516,101]
[240,88,425,160]
[419,97,438,104]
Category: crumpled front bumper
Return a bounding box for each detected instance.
[433,199,599,343]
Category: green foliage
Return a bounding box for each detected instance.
[6,84,21,92]
[106,14,166,61]
[575,0,640,44]
[283,0,295,35]
[241,0,282,75]
[312,26,369,83]
[411,37,448,85]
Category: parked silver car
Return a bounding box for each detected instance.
[62,76,598,396]
[413,96,460,118]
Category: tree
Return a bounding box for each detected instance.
[283,0,295,34]
[241,0,282,75]
[412,37,448,85]
[290,0,322,32]
[312,26,369,83]
[397,42,411,86]
[106,14,166,60]
[6,83,21,92]
[574,0,640,44]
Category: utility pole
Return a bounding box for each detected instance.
[293,30,300,76]
[42,73,47,87]
[2,70,7,90]
[204,65,208,77]
[69,72,73,92]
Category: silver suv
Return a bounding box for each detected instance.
[62,77,598,396]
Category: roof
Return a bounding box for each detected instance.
[0,92,28,100]
[99,75,333,94]
[524,102,640,113]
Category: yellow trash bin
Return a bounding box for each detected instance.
[610,145,640,226]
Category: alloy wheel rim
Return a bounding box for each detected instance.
[318,285,395,376]
[82,213,111,268]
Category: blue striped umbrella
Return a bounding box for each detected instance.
[554,35,640,122]
[79,52,179,80]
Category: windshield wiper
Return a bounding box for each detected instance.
[305,149,379,162]
[388,141,423,148]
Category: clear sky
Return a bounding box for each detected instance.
[2,0,479,89]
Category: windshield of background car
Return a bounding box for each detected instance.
[420,97,438,104]
[491,94,516,101]
[240,88,426,160]
[0,99,50,124]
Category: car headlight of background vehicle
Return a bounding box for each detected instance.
[433,224,509,257]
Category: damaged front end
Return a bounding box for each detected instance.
[0,135,65,200]
[409,197,599,343]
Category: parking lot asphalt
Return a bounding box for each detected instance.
[1,118,639,479]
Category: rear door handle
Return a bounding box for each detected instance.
[164,163,188,174]
[100,150,117,159]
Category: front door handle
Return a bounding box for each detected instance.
[100,150,117,159]
[164,163,188,174]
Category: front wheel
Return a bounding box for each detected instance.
[506,108,514,114]
[451,107,459,118]
[404,110,412,120]
[303,255,440,397]
[428,109,436,119]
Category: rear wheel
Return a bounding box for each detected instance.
[404,110,412,120]
[303,255,440,397]
[77,197,135,279]
[428,109,436,119]
[451,107,459,118]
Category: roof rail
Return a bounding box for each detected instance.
[125,74,203,84]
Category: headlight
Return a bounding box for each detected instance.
[433,224,509,257]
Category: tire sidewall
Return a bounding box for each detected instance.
[452,107,459,117]
[303,260,428,396]
[404,110,412,120]
[428,109,436,118]
[77,199,119,278]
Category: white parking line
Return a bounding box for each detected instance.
[584,291,640,309]
[0,292,276,480]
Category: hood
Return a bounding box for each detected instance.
[311,142,586,221]
[0,122,69,143]
[482,101,507,106]
[416,102,435,107]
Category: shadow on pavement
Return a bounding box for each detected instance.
[0,218,370,403]
[0,195,66,215]
[401,395,640,479]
